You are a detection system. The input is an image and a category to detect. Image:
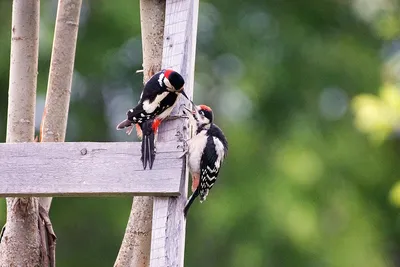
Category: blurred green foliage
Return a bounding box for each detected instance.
[1,0,400,266]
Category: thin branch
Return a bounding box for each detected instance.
[39,0,82,212]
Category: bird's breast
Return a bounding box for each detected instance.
[187,131,207,173]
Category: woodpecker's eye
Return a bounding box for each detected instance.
[199,111,204,116]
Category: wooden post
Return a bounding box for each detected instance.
[149,0,199,266]
[114,0,165,266]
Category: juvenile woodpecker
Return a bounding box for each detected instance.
[116,69,189,169]
[182,104,228,216]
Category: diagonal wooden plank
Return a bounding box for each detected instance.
[0,141,182,197]
[150,0,199,266]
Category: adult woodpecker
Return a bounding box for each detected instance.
[181,104,228,216]
[116,69,189,169]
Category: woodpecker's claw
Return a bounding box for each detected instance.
[126,125,134,135]
[175,130,184,140]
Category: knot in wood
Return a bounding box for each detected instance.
[80,148,87,155]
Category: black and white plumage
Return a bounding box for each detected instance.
[116,69,188,169]
[182,104,228,216]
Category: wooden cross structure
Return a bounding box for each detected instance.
[0,0,199,266]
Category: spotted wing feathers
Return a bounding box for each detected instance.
[199,136,223,202]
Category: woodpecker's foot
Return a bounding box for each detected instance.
[126,125,134,135]
[176,141,189,151]
[176,130,190,151]
[175,130,184,142]
[135,124,143,139]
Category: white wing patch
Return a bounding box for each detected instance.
[156,101,176,120]
[142,91,169,113]
[158,73,165,87]
[213,137,225,169]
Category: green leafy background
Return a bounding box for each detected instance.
[1,0,400,266]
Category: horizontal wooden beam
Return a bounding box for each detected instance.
[0,141,183,197]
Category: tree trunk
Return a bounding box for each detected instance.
[0,0,40,266]
[114,0,165,266]
[39,0,82,212]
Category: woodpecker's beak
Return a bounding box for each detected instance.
[181,90,189,100]
[181,90,195,106]
[183,106,195,114]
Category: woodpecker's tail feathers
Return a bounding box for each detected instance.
[199,189,209,203]
[141,120,156,170]
[184,187,200,217]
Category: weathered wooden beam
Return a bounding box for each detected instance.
[150,0,199,266]
[0,142,182,197]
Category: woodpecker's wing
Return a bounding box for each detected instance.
[139,70,166,102]
[116,103,151,133]
[199,136,225,202]
[127,104,153,123]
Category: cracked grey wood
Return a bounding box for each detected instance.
[114,0,167,266]
[0,142,182,197]
[150,0,199,266]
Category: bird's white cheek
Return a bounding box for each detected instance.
[199,117,209,125]
[164,78,172,89]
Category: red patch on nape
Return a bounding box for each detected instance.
[164,69,173,78]
[152,118,162,132]
[199,105,212,112]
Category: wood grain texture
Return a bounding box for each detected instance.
[150,0,199,266]
[114,0,166,266]
[0,142,182,197]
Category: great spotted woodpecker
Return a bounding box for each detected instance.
[116,69,189,169]
[181,104,228,216]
